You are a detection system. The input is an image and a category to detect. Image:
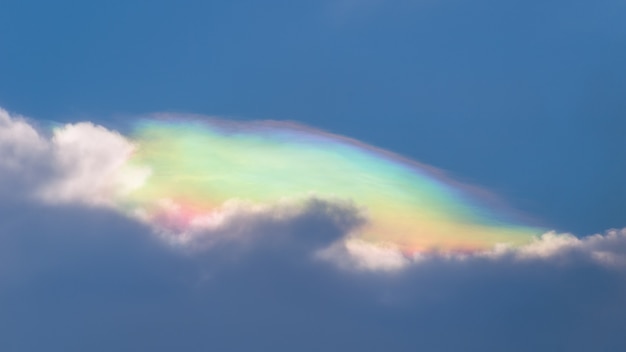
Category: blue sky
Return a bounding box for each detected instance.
[1,1,625,351]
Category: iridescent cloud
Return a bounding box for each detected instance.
[117,117,542,254]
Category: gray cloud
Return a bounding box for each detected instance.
[1,197,625,352]
[145,196,367,253]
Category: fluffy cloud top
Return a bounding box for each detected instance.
[0,108,150,205]
[41,122,151,205]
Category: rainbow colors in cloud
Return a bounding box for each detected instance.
[117,117,541,254]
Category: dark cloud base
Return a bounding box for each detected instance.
[1,200,625,352]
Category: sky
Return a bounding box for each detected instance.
[0,1,625,351]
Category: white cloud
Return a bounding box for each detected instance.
[318,228,626,272]
[40,122,151,205]
[317,238,410,272]
[488,228,626,267]
[0,109,48,173]
[0,109,150,206]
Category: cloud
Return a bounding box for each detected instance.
[0,108,150,206]
[1,197,626,352]
[319,227,626,272]
[317,238,411,272]
[481,228,626,266]
[143,195,367,253]
[2,107,626,275]
[1,108,626,351]
[40,121,151,205]
[0,109,49,189]
[0,108,368,261]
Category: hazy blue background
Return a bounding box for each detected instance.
[1,1,625,351]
